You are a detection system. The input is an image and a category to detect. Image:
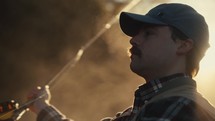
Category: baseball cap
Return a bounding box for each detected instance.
[120,3,209,48]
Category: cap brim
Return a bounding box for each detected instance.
[119,12,167,37]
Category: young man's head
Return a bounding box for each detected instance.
[120,3,209,79]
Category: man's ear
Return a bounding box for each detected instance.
[176,39,194,55]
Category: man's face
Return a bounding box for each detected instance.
[129,25,179,80]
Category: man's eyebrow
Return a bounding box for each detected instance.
[141,25,159,32]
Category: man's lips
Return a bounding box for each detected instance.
[129,46,141,57]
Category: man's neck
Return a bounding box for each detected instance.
[143,72,187,83]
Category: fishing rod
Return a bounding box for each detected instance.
[0,0,142,120]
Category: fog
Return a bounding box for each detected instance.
[0,0,214,121]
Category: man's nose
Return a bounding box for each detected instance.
[129,37,135,45]
[130,35,139,46]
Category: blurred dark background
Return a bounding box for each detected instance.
[0,0,122,100]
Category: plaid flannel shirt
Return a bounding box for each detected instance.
[108,73,215,121]
[37,73,215,121]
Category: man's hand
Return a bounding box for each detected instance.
[27,85,51,114]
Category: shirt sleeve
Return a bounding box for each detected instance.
[136,96,212,121]
[37,106,74,121]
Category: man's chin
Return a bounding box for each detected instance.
[130,64,141,74]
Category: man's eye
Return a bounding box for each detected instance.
[144,31,154,37]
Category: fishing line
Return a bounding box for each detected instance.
[0,0,141,120]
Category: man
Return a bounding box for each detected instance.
[27,3,215,121]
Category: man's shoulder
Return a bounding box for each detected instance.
[137,96,214,121]
[144,96,194,113]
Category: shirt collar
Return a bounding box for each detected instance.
[132,73,190,113]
